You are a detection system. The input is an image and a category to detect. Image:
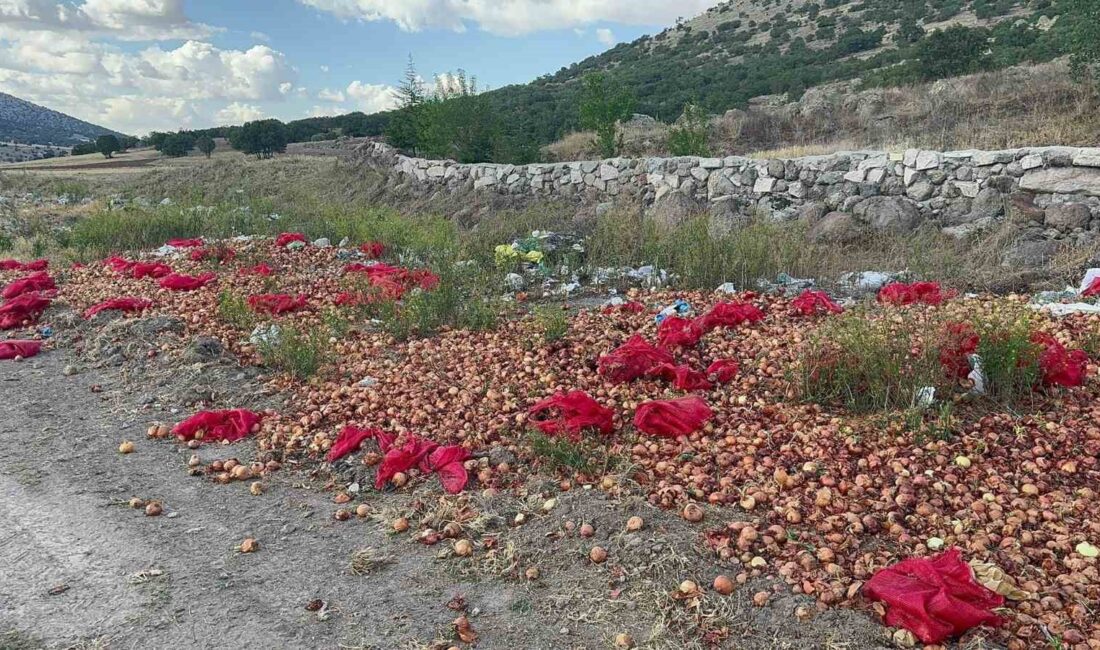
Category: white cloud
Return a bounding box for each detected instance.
[249,30,270,42]
[319,64,329,72]
[306,104,344,117]
[0,0,216,40]
[596,28,615,46]
[297,0,723,36]
[214,101,265,124]
[317,87,345,102]
[345,80,397,112]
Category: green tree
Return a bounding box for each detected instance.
[195,136,216,158]
[917,26,989,80]
[1066,0,1100,85]
[416,71,500,163]
[578,72,635,158]
[160,133,193,157]
[667,103,711,156]
[386,55,427,152]
[95,134,120,159]
[229,119,288,158]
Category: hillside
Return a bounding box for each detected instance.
[482,0,1075,145]
[0,92,124,147]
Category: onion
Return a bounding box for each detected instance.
[713,575,734,595]
[524,566,540,580]
[118,441,135,454]
[392,517,409,533]
[752,591,769,607]
[453,539,473,556]
[580,523,595,538]
[682,503,704,523]
[355,504,370,518]
[613,633,634,648]
[249,481,264,496]
[144,502,162,517]
[589,546,608,563]
[239,538,259,553]
[626,516,644,532]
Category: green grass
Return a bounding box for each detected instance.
[376,259,501,340]
[216,291,256,330]
[258,326,328,380]
[533,305,570,343]
[527,431,620,476]
[970,310,1042,407]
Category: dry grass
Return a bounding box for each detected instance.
[348,547,395,575]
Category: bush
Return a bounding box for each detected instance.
[258,326,327,379]
[667,104,711,156]
[216,291,256,330]
[970,310,1042,406]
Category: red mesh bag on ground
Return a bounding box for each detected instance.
[602,300,645,315]
[0,340,42,360]
[646,363,713,391]
[863,548,1004,644]
[275,232,308,247]
[633,397,713,438]
[598,334,674,384]
[3,272,55,299]
[172,409,262,443]
[374,434,438,489]
[248,293,308,315]
[130,262,172,279]
[700,301,765,332]
[190,246,236,263]
[360,241,385,259]
[418,445,471,494]
[528,390,615,438]
[159,272,217,291]
[706,359,740,383]
[167,238,204,248]
[791,289,843,316]
[0,292,52,329]
[239,263,273,277]
[1032,333,1089,387]
[83,297,153,319]
[104,256,136,274]
[326,425,383,462]
[878,281,954,306]
[1,259,48,272]
[657,316,706,348]
[939,322,980,379]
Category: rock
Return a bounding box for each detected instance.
[1073,151,1100,167]
[312,238,331,248]
[852,196,922,233]
[794,202,827,223]
[504,273,526,291]
[187,336,225,361]
[1009,192,1045,224]
[943,217,994,240]
[970,187,1005,220]
[708,199,752,237]
[1044,203,1092,230]
[906,180,935,201]
[1019,168,1100,196]
[646,191,700,229]
[767,160,785,178]
[1002,239,1063,268]
[753,177,776,194]
[808,212,862,243]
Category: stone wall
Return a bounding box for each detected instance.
[355,141,1100,268]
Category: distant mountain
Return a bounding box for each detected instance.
[0,92,124,147]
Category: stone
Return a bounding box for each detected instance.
[599,164,620,181]
[1008,192,1045,224]
[1020,168,1100,196]
[1020,154,1043,170]
[794,202,827,222]
[646,191,700,228]
[807,212,862,243]
[970,187,1005,220]
[942,199,975,226]
[699,158,723,169]
[708,199,752,237]
[903,167,919,187]
[1044,203,1092,230]
[767,160,785,178]
[1073,151,1100,167]
[915,150,941,171]
[690,166,709,182]
[843,169,865,183]
[427,165,446,178]
[787,181,807,199]
[853,196,922,233]
[753,177,777,194]
[1002,239,1063,268]
[906,180,935,201]
[955,181,980,198]
[943,217,995,240]
[866,168,886,183]
[972,151,1013,166]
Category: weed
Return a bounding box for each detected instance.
[216,291,256,330]
[348,547,395,576]
[527,431,619,475]
[970,310,1042,407]
[533,306,569,343]
[321,308,352,340]
[258,326,327,380]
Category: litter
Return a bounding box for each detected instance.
[939,322,980,379]
[1033,333,1088,388]
[374,433,437,489]
[356,376,378,388]
[0,292,52,329]
[275,232,308,247]
[1034,302,1100,317]
[657,316,706,348]
[790,289,843,316]
[700,301,765,332]
[360,241,385,259]
[863,548,1003,644]
[602,298,645,314]
[528,391,615,439]
[646,363,713,391]
[633,397,713,438]
[83,297,154,319]
[249,323,281,346]
[2,272,56,299]
[130,262,173,279]
[715,282,738,294]
[159,272,217,291]
[0,259,48,272]
[878,282,954,306]
[1080,268,1100,296]
[419,445,471,494]
[598,334,674,383]
[839,270,897,292]
[915,387,936,408]
[0,340,42,360]
[172,409,262,443]
[968,355,987,395]
[655,299,691,324]
[166,238,204,248]
[248,293,308,315]
[968,561,1032,601]
[239,263,273,277]
[327,425,382,462]
[706,359,739,383]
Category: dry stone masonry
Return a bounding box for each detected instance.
[356,142,1100,268]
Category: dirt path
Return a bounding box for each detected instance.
[0,348,893,650]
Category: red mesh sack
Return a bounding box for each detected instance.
[360,241,385,259]
[374,434,438,489]
[418,445,471,494]
[3,272,56,299]
[104,256,136,274]
[602,300,645,315]
[700,301,765,332]
[83,297,153,319]
[646,363,713,391]
[863,548,1004,644]
[172,409,262,443]
[939,322,980,379]
[1084,277,1100,298]
[1033,333,1089,388]
[0,292,52,329]
[633,397,713,438]
[190,246,237,262]
[159,272,217,291]
[326,425,382,462]
[239,263,273,277]
[791,289,843,316]
[657,316,706,348]
[528,390,615,439]
[878,281,954,306]
[0,340,42,360]
[130,262,173,279]
[248,293,308,315]
[275,232,307,247]
[706,359,740,383]
[598,334,674,384]
[167,238,204,248]
[1,259,47,271]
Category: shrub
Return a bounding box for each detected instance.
[216,291,256,330]
[258,326,327,380]
[969,311,1042,405]
[667,103,711,156]
[534,306,570,343]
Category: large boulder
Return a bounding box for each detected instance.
[1008,192,1045,224]
[646,190,701,229]
[852,196,922,233]
[808,212,862,243]
[970,187,1005,220]
[707,198,753,237]
[1019,168,1100,196]
[1001,238,1063,268]
[1044,203,1092,231]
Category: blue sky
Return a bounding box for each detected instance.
[0,0,722,135]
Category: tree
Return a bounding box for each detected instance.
[96,134,120,159]
[160,134,194,157]
[195,136,216,158]
[667,103,711,156]
[229,119,288,158]
[578,72,635,158]
[386,55,427,153]
[416,70,501,163]
[917,26,989,80]
[1066,0,1100,86]
[71,142,97,156]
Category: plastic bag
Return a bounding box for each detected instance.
[130,262,173,279]
[878,281,954,306]
[172,409,262,443]
[655,299,692,324]
[0,340,42,360]
[598,334,674,383]
[0,292,52,329]
[528,391,615,439]
[700,301,765,332]
[1033,333,1088,387]
[166,238,204,248]
[275,232,308,247]
[633,397,713,438]
[939,322,980,379]
[159,272,217,291]
[646,363,713,391]
[326,425,382,462]
[2,272,56,300]
[247,293,308,315]
[791,289,843,316]
[863,548,1004,644]
[706,359,740,383]
[83,297,154,319]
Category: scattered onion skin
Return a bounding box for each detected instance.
[118,441,135,454]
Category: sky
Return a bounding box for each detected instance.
[0,0,724,136]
